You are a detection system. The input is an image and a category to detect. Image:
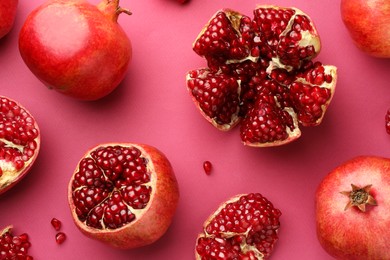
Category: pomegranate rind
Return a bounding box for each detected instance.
[18,0,132,101]
[195,193,281,260]
[0,225,13,236]
[0,96,41,195]
[68,143,180,249]
[315,156,390,259]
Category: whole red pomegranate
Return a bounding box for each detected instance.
[341,0,390,58]
[186,5,337,147]
[68,143,180,249]
[0,96,40,195]
[19,0,132,101]
[195,193,281,259]
[315,156,390,259]
[0,225,33,259]
[0,0,18,39]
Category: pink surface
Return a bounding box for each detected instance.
[1,0,390,259]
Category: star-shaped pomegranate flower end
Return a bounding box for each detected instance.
[340,184,378,212]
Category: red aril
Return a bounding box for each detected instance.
[186,5,337,147]
[55,232,66,245]
[50,218,62,231]
[315,156,390,259]
[68,143,180,249]
[195,193,281,259]
[203,161,212,175]
[0,225,33,259]
[0,96,40,195]
[18,0,132,101]
[0,0,18,39]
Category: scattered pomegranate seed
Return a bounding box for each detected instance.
[50,218,62,231]
[385,109,390,134]
[203,161,212,175]
[55,232,66,245]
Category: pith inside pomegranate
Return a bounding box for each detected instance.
[195,193,281,259]
[0,96,40,195]
[186,5,337,147]
[68,143,180,249]
[0,225,33,259]
[316,156,390,259]
[18,0,132,101]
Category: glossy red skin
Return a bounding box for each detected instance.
[0,0,18,39]
[341,0,390,58]
[315,156,390,259]
[19,0,132,100]
[68,143,180,249]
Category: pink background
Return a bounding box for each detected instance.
[1,0,390,259]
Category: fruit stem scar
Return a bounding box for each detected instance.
[340,184,378,212]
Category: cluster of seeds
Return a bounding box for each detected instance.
[71,145,152,229]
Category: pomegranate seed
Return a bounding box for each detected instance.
[51,218,62,231]
[203,161,212,175]
[385,109,390,134]
[55,232,66,245]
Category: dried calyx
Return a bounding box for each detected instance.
[341,184,378,212]
[187,5,337,147]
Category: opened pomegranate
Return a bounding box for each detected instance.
[195,193,281,259]
[68,143,180,249]
[19,0,132,101]
[0,225,33,259]
[0,0,18,39]
[186,5,337,147]
[316,156,390,259]
[0,96,40,195]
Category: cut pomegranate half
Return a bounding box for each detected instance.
[0,96,40,195]
[0,225,33,259]
[195,193,281,259]
[68,143,179,249]
[186,5,337,147]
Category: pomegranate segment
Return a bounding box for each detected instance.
[0,96,40,195]
[0,226,33,260]
[187,5,337,147]
[195,193,281,260]
[68,143,179,249]
[186,68,241,130]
